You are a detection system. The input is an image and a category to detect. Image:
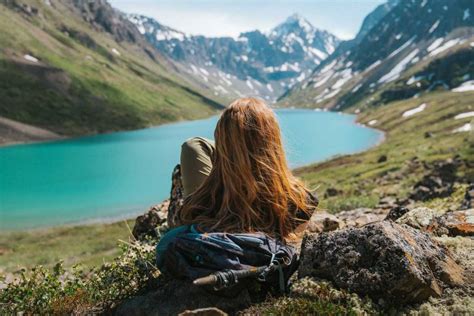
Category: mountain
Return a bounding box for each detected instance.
[0,0,222,140]
[128,13,340,103]
[354,0,400,44]
[279,0,474,110]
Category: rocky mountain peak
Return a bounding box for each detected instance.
[71,0,143,43]
[127,14,187,42]
[271,13,315,37]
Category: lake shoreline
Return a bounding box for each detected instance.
[0,116,64,147]
[0,112,221,148]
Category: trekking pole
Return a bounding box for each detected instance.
[193,266,268,289]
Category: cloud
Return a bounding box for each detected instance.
[110,0,385,39]
[114,2,280,38]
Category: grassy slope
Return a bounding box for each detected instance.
[0,220,135,273]
[297,90,473,212]
[0,0,222,136]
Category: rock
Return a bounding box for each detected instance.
[409,159,460,201]
[72,0,143,44]
[132,202,168,240]
[179,308,227,316]
[115,279,252,315]
[306,211,343,233]
[299,221,464,304]
[336,208,388,228]
[377,196,399,209]
[324,187,342,198]
[433,209,474,237]
[394,207,474,237]
[395,207,444,230]
[460,183,474,210]
[377,154,387,163]
[385,206,411,221]
[410,177,452,201]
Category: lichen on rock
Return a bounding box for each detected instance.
[299,221,465,304]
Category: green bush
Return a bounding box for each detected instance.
[0,239,159,314]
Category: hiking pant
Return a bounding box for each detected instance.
[180,137,215,197]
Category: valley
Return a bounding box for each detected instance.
[0,0,473,314]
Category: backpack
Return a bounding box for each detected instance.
[156,225,298,295]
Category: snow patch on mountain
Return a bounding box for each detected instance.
[455,111,474,120]
[452,81,474,93]
[429,39,461,57]
[427,38,444,52]
[429,20,440,33]
[402,103,426,117]
[366,60,382,72]
[464,9,470,20]
[388,36,415,58]
[379,49,419,84]
[453,123,472,133]
[23,54,39,63]
[368,120,378,126]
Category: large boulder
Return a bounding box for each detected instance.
[395,206,444,230]
[299,221,464,304]
[395,207,474,237]
[432,209,474,237]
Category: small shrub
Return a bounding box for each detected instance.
[0,239,159,314]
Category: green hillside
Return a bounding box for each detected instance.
[0,0,223,136]
[296,90,473,213]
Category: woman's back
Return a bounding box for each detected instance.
[179,98,316,239]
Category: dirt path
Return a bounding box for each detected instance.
[0,116,63,146]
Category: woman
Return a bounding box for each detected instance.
[177,97,317,240]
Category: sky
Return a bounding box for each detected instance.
[109,0,386,40]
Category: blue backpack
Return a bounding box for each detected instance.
[156,225,298,294]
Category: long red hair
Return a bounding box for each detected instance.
[179,98,312,238]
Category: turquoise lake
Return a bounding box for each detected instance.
[0,109,383,230]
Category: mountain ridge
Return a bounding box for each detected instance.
[127,12,340,102]
[278,0,474,110]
